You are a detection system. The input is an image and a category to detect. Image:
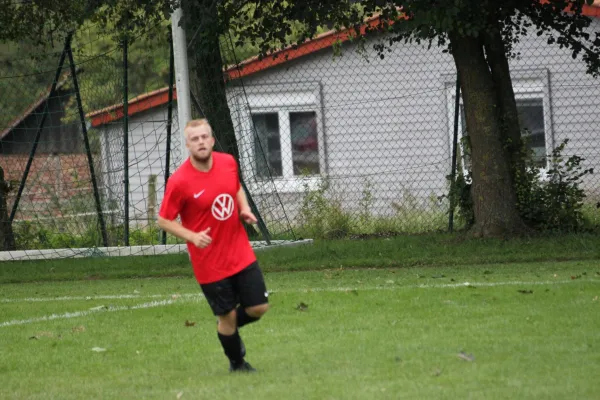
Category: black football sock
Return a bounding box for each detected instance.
[217,330,244,365]
[236,306,260,328]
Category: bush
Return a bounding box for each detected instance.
[297,177,352,239]
[516,139,593,232]
[452,138,594,233]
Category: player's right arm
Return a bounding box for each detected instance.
[157,217,212,248]
[157,177,211,248]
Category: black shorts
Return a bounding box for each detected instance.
[200,261,268,316]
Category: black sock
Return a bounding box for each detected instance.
[236,306,260,328]
[217,330,244,365]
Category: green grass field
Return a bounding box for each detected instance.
[1,235,600,399]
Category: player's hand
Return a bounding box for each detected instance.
[190,227,212,248]
[240,208,257,224]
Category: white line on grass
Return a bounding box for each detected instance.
[2,278,599,328]
[0,299,181,328]
[2,278,598,305]
[0,293,204,303]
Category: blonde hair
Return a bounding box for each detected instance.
[184,118,213,139]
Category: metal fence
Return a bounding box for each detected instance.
[1,14,599,260]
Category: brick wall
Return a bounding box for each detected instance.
[0,153,97,220]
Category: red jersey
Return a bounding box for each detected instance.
[158,152,256,284]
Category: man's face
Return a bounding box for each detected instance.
[185,124,215,162]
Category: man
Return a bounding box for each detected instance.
[157,118,269,373]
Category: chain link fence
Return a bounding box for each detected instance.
[1,12,599,260]
[0,23,184,258]
[220,18,600,239]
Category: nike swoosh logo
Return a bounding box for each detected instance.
[193,190,205,199]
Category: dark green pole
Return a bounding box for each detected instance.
[66,38,109,247]
[162,30,175,245]
[123,35,130,246]
[10,35,70,223]
[449,75,461,233]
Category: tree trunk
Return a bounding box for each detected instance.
[482,19,526,188]
[449,32,527,237]
[183,0,240,160]
[182,1,259,238]
[0,166,16,250]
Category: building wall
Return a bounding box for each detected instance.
[228,17,600,220]
[96,18,600,230]
[98,106,181,227]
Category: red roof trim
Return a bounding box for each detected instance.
[86,2,600,127]
[224,14,389,81]
[583,1,600,17]
[88,87,177,128]
[0,71,73,139]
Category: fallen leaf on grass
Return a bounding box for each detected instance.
[72,326,86,333]
[457,352,475,362]
[518,290,533,294]
[29,331,54,340]
[184,320,196,327]
[91,347,106,352]
[571,275,582,280]
[296,302,309,311]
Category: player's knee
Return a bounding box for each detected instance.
[247,303,269,318]
[217,309,237,333]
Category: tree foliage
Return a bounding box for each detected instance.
[224,0,600,237]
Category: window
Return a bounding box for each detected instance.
[252,111,320,179]
[517,99,546,167]
[446,70,553,176]
[457,98,548,169]
[231,84,324,193]
[252,113,282,177]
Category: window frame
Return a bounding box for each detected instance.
[230,82,326,194]
[444,69,554,179]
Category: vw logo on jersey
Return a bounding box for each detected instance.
[211,194,235,221]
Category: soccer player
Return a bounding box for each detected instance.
[157,118,269,373]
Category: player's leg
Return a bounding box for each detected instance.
[235,261,270,328]
[200,279,250,372]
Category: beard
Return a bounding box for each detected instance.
[191,150,211,164]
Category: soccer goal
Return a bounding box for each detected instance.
[0,15,308,262]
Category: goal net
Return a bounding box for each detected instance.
[0,22,299,262]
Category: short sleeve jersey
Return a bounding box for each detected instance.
[158,152,256,284]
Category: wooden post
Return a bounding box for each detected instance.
[0,166,16,250]
[147,175,157,227]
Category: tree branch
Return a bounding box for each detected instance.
[523,7,600,76]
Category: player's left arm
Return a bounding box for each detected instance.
[237,186,257,224]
